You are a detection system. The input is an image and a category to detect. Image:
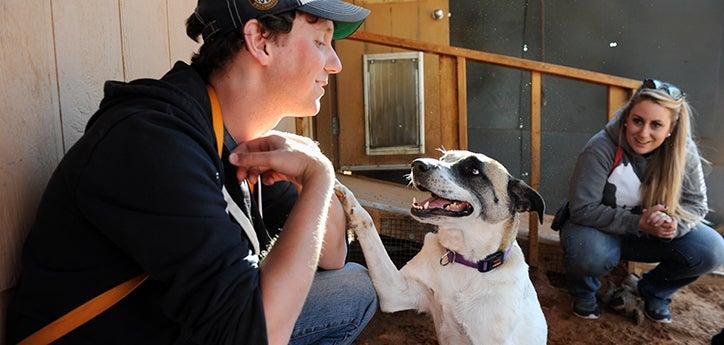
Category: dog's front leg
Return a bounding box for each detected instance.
[334,182,424,313]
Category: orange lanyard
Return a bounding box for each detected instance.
[206,86,262,213]
[206,86,224,159]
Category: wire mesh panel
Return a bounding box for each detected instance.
[348,214,436,269]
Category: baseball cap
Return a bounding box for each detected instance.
[194,0,370,41]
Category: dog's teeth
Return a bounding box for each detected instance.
[424,201,430,209]
[413,197,417,205]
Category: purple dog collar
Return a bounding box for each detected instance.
[440,247,512,273]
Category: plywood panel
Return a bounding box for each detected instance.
[390,1,417,52]
[337,0,451,168]
[360,2,393,55]
[0,0,63,291]
[417,0,449,45]
[336,37,366,166]
[120,0,171,80]
[167,0,200,64]
[53,0,124,148]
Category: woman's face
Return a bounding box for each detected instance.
[625,99,675,155]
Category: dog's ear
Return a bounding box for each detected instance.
[507,178,545,224]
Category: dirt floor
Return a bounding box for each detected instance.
[352,266,724,345]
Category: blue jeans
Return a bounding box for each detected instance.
[560,222,724,306]
[289,263,378,345]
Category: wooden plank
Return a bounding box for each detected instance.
[350,31,642,89]
[608,85,632,120]
[52,0,124,147]
[424,53,441,155]
[360,1,393,54]
[390,0,417,53]
[418,0,449,151]
[0,0,63,291]
[418,0,450,46]
[528,71,542,267]
[439,56,457,149]
[456,56,468,150]
[119,0,171,80]
[167,0,199,64]
[336,174,427,215]
[335,37,366,167]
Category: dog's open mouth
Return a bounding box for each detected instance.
[411,193,473,217]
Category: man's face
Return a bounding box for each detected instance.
[268,14,342,117]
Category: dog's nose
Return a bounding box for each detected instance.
[412,159,434,173]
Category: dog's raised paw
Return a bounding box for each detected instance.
[333,180,374,231]
[333,181,352,209]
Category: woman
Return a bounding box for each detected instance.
[560,79,724,323]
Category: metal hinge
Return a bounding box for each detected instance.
[331,115,339,136]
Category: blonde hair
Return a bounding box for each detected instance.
[617,87,701,224]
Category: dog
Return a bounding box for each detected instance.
[335,150,548,345]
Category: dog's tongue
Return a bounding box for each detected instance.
[419,196,450,209]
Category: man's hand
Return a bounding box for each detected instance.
[639,204,677,240]
[228,131,333,188]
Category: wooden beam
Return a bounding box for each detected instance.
[607,85,633,120]
[350,31,642,89]
[456,57,468,150]
[528,71,542,268]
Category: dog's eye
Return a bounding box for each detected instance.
[471,168,479,175]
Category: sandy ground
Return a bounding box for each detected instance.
[353,267,724,345]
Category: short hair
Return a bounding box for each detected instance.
[185,11,297,81]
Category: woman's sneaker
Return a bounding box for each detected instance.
[637,280,672,324]
[572,298,601,319]
[643,299,672,324]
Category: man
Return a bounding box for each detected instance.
[6,1,375,344]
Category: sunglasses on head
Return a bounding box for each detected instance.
[642,78,685,100]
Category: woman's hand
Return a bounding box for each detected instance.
[639,204,677,240]
[228,131,333,188]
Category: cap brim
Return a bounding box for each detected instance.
[298,0,370,39]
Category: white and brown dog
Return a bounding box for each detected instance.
[335,150,548,345]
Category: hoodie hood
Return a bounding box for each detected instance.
[87,62,211,133]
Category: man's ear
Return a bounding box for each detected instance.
[243,19,271,66]
[508,178,546,224]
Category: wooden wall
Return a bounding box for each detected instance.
[332,0,454,169]
[0,0,200,339]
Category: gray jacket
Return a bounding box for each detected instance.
[567,113,708,238]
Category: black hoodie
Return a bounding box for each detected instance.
[6,62,294,344]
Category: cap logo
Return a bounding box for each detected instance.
[249,0,279,11]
